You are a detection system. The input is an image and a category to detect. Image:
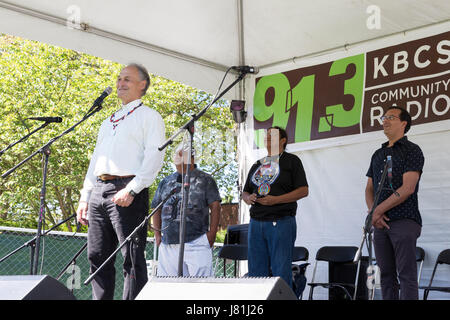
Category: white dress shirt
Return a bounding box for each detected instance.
[80,99,165,202]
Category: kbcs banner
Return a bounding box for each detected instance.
[252,31,450,149]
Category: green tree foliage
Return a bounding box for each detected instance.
[0,34,238,233]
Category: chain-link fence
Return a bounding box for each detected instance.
[0,226,239,300]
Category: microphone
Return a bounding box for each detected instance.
[89,87,112,112]
[28,117,63,123]
[231,65,259,74]
[387,155,393,186]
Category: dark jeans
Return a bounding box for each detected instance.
[248,216,297,288]
[87,177,149,300]
[373,219,421,300]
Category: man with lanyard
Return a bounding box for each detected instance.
[242,126,309,288]
[152,144,221,276]
[365,106,424,300]
[77,63,165,300]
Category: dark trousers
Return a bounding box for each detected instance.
[373,219,421,300]
[87,177,149,300]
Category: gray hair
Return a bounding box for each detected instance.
[127,63,151,96]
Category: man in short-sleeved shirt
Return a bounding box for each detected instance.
[367,137,424,225]
[242,127,308,288]
[365,106,424,300]
[152,146,221,276]
[243,152,308,220]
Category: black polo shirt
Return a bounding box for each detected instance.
[366,136,424,226]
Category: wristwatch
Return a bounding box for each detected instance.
[128,189,137,197]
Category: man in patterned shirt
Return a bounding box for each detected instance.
[152,145,221,276]
[365,106,424,300]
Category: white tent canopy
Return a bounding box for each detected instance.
[1,0,449,96]
[1,0,450,300]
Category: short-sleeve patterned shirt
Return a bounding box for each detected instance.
[151,168,222,244]
[366,136,425,226]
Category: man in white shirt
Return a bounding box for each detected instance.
[76,63,165,300]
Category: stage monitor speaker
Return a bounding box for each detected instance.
[136,276,297,300]
[0,275,76,300]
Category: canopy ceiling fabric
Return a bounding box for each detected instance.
[1,0,450,97]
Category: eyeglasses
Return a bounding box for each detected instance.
[381,115,400,121]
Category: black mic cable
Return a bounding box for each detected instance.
[386,155,400,197]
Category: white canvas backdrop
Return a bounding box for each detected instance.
[240,22,450,300]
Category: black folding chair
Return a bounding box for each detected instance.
[292,246,310,299]
[213,224,249,277]
[215,244,248,277]
[420,248,450,300]
[416,246,425,285]
[307,246,361,300]
[224,223,249,245]
[293,246,309,262]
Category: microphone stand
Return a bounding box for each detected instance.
[1,104,106,275]
[157,70,248,277]
[177,124,193,277]
[0,122,50,157]
[0,214,76,269]
[354,159,390,300]
[83,187,178,299]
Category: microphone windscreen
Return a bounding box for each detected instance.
[105,86,112,95]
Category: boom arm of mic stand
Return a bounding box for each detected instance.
[57,242,87,280]
[0,122,50,157]
[83,188,176,286]
[158,72,246,152]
